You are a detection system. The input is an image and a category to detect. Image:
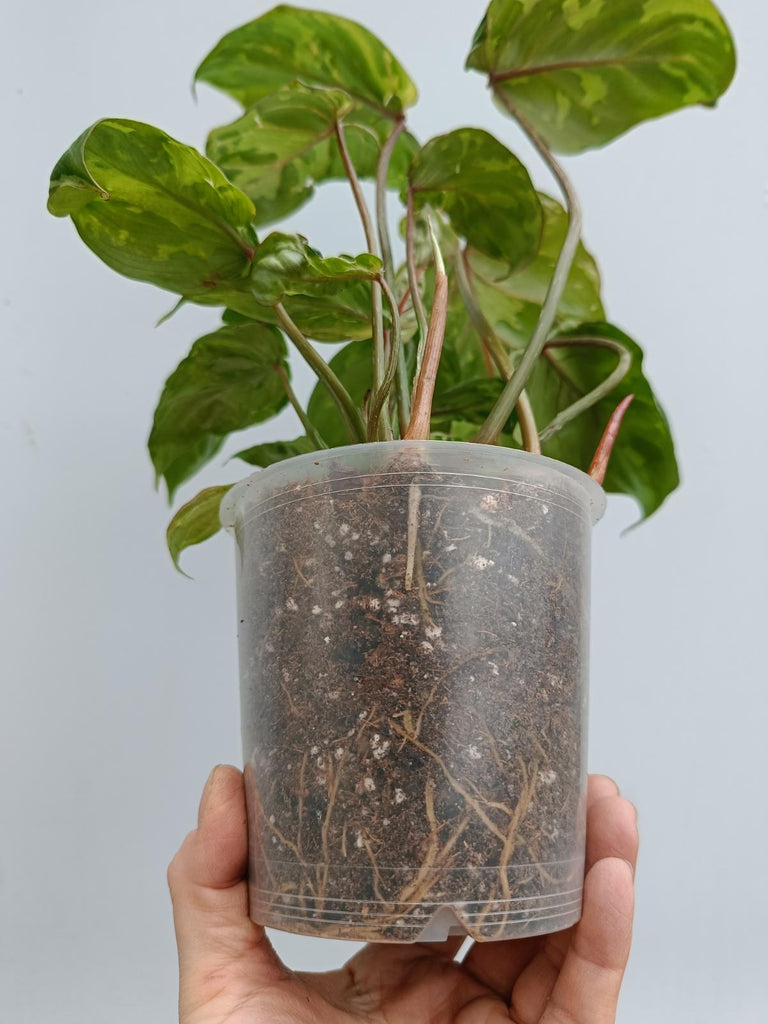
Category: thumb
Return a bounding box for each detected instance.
[167,765,285,1003]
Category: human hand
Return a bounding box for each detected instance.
[168,767,637,1024]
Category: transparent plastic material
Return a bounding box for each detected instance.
[221,442,605,943]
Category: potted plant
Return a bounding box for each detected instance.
[48,1,735,943]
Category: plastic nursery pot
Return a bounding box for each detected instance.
[220,441,606,944]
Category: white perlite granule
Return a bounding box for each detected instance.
[370,734,391,760]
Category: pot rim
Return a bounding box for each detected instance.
[220,440,607,530]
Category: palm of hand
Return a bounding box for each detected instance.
[169,769,637,1024]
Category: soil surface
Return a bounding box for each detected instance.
[236,452,591,942]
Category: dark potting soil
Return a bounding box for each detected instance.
[236,451,591,942]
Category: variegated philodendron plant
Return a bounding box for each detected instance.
[48,1,735,569]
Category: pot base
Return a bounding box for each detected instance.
[248,863,583,943]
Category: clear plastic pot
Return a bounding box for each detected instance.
[221,441,605,943]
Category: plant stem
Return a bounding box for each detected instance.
[395,344,411,437]
[516,392,541,455]
[333,120,379,255]
[274,302,366,443]
[368,276,403,441]
[456,250,541,454]
[333,119,388,439]
[475,101,582,444]
[389,279,416,436]
[376,118,406,288]
[371,296,388,438]
[275,363,328,450]
[406,223,448,441]
[406,187,429,372]
[589,395,635,485]
[538,336,632,442]
[377,119,407,437]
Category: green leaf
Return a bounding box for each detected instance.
[249,232,382,305]
[207,82,419,226]
[467,0,736,152]
[431,378,518,437]
[529,323,679,519]
[233,436,317,466]
[407,129,542,265]
[149,323,288,499]
[166,485,233,575]
[48,119,256,297]
[196,4,417,117]
[465,194,604,349]
[218,290,374,343]
[430,418,517,446]
[307,340,373,448]
[204,232,384,342]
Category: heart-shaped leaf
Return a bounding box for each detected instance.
[528,323,679,519]
[207,82,419,226]
[48,119,256,297]
[407,129,542,265]
[233,436,317,466]
[149,322,288,499]
[467,0,736,152]
[218,291,374,343]
[250,232,382,306]
[208,234,383,341]
[196,4,417,117]
[166,485,233,575]
[307,340,374,448]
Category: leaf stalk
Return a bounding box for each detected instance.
[406,188,430,373]
[475,100,582,444]
[333,119,389,438]
[274,302,366,443]
[376,118,408,436]
[367,276,404,440]
[456,250,541,454]
[275,363,328,449]
[538,336,632,442]
[333,120,379,255]
[405,223,448,441]
[376,118,406,286]
[589,395,635,484]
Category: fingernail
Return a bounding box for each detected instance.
[198,765,222,823]
[622,858,636,880]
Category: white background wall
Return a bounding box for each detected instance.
[1,1,766,1020]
